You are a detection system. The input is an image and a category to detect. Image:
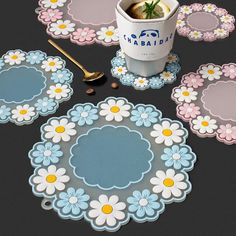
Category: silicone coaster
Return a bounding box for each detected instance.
[29,97,196,232]
[37,0,119,46]
[171,63,236,145]
[177,3,235,42]
[111,50,181,90]
[0,50,73,125]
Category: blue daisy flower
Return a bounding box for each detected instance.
[149,76,164,89]
[131,105,160,127]
[0,59,4,70]
[112,57,126,66]
[166,63,181,74]
[0,105,11,122]
[120,73,135,86]
[26,51,45,64]
[54,187,90,219]
[35,97,57,114]
[51,69,73,83]
[161,145,196,170]
[69,104,98,126]
[127,189,163,221]
[30,142,63,166]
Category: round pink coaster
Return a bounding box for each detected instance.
[177,3,235,42]
[171,63,236,145]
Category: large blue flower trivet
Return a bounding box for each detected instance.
[29,97,196,232]
[111,50,181,90]
[0,50,73,125]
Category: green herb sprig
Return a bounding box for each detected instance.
[143,0,161,19]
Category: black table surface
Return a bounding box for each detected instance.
[0,0,235,235]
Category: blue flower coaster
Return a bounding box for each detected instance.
[0,50,73,125]
[29,97,196,232]
[111,50,181,90]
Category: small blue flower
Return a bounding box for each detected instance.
[0,59,4,70]
[112,57,126,66]
[127,190,163,221]
[166,63,181,74]
[0,105,11,122]
[149,76,164,89]
[161,145,196,170]
[26,51,45,64]
[35,97,57,114]
[54,187,90,219]
[69,104,98,126]
[120,73,135,86]
[131,105,160,127]
[30,142,63,166]
[51,69,73,83]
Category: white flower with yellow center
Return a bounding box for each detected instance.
[42,57,63,72]
[199,65,222,81]
[176,19,185,27]
[133,77,149,89]
[150,169,188,199]
[150,120,185,146]
[32,165,70,195]
[96,26,119,43]
[172,86,198,103]
[47,83,71,100]
[99,99,131,122]
[203,4,216,12]
[214,28,227,37]
[167,54,178,63]
[88,195,126,227]
[189,31,203,40]
[4,51,25,65]
[41,0,67,9]
[180,6,192,14]
[160,71,175,82]
[11,104,35,122]
[49,20,75,36]
[220,15,234,23]
[44,118,77,143]
[113,66,127,76]
[192,115,218,134]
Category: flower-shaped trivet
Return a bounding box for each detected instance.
[37,0,119,46]
[29,97,196,232]
[111,50,181,90]
[172,63,236,145]
[177,3,235,41]
[0,50,73,125]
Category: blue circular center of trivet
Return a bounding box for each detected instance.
[0,66,46,103]
[70,125,154,190]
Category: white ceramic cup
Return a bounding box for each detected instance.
[116,0,179,77]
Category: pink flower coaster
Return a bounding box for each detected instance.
[171,63,236,145]
[37,0,119,46]
[177,3,235,42]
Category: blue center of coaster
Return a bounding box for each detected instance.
[70,125,154,190]
[0,66,46,103]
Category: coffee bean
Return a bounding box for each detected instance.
[111,82,119,89]
[86,88,95,95]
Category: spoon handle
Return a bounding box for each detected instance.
[48,39,88,74]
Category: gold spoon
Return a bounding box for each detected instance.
[48,39,104,82]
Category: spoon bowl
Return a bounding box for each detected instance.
[83,71,105,82]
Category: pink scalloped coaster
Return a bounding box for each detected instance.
[37,0,119,46]
[171,63,236,145]
[177,3,235,41]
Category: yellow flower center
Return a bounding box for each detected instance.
[19,109,27,115]
[110,106,120,113]
[55,88,62,93]
[58,24,67,29]
[106,31,114,36]
[117,68,123,72]
[50,0,58,2]
[139,79,144,84]
[11,55,18,60]
[208,69,214,74]
[182,91,190,96]
[163,178,174,187]
[201,121,209,127]
[46,174,57,183]
[162,129,173,137]
[55,126,65,133]
[49,61,56,66]
[102,204,113,214]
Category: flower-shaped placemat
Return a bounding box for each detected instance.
[172,63,236,145]
[37,0,119,46]
[111,50,181,90]
[29,97,196,232]
[177,3,235,41]
[0,50,73,125]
